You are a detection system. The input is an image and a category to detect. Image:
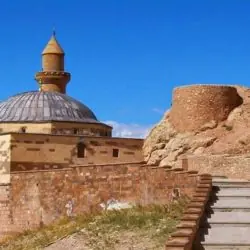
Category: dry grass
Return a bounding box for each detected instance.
[0,197,189,250]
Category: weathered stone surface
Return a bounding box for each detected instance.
[0,163,199,238]
[144,85,250,170]
[199,120,218,132]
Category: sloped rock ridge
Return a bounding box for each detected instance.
[144,84,250,167]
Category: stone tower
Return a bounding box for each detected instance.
[35,32,71,94]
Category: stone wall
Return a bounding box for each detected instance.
[0,163,199,237]
[9,133,143,171]
[51,122,112,137]
[0,134,11,184]
[0,184,13,239]
[0,123,52,134]
[169,85,243,132]
[0,121,112,137]
[182,154,250,180]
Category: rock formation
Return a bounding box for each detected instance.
[143,84,250,167]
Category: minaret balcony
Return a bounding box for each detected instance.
[35,71,71,83]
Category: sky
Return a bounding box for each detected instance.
[1,0,250,138]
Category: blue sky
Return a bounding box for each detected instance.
[1,0,250,137]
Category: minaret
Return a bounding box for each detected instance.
[35,31,71,94]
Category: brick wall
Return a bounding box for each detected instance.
[9,133,143,171]
[0,164,199,237]
[182,154,250,179]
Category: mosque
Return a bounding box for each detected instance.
[0,33,143,174]
[0,32,112,137]
[0,33,143,238]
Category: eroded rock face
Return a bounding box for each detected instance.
[143,85,250,168]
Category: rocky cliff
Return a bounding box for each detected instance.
[143,84,250,167]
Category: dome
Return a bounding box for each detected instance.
[0,91,101,124]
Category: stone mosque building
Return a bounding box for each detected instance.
[0,32,112,137]
[0,34,144,238]
[0,33,143,180]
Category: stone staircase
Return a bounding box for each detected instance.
[194,176,250,249]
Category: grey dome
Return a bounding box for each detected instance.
[0,91,100,123]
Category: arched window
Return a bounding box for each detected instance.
[77,142,85,158]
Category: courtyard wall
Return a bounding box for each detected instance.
[0,163,199,238]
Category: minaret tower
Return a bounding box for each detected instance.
[35,31,71,94]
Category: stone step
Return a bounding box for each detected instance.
[206,211,250,224]
[215,187,250,196]
[197,226,250,245]
[211,207,250,212]
[212,178,249,182]
[212,175,228,179]
[194,243,250,250]
[211,198,250,209]
[201,223,250,228]
[215,195,250,200]
[214,185,250,189]
[194,177,250,249]
[212,179,250,187]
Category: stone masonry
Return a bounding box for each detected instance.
[169,85,243,132]
[0,163,199,239]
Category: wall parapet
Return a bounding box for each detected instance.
[182,154,250,180]
[10,161,146,174]
[165,173,212,250]
[1,162,200,240]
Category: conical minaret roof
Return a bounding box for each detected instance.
[42,31,64,55]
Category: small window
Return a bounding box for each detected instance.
[20,127,26,133]
[77,142,85,158]
[73,128,78,135]
[113,148,119,158]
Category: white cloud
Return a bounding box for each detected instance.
[151,108,164,115]
[103,121,153,139]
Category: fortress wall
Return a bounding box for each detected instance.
[169,85,243,132]
[9,133,143,171]
[3,164,198,235]
[183,154,250,180]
